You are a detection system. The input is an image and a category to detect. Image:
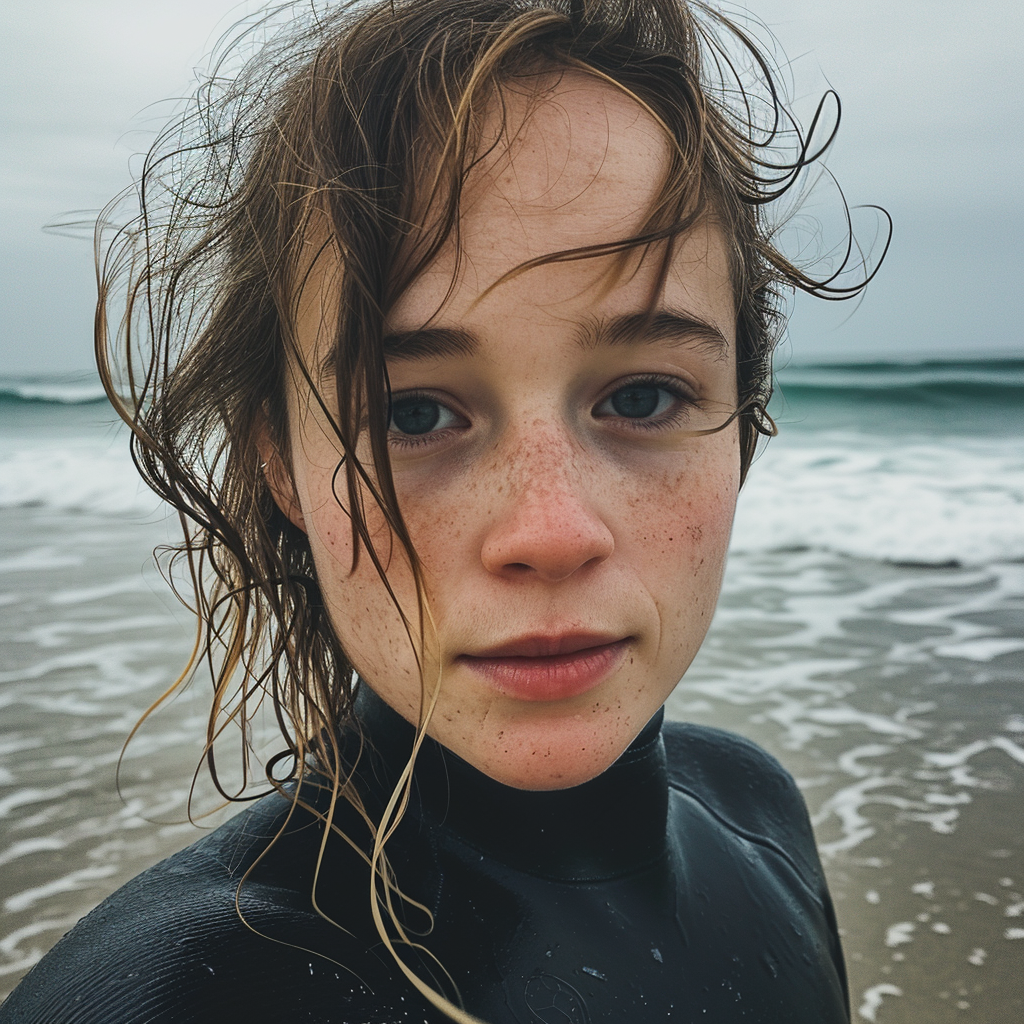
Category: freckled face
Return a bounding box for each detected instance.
[280,75,740,790]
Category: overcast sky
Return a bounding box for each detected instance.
[2,0,1021,376]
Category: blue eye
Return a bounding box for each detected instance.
[609,383,667,418]
[596,378,681,421]
[391,396,441,435]
[388,393,463,441]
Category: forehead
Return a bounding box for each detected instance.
[463,72,672,254]
[387,73,733,342]
[294,73,734,363]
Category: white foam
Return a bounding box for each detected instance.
[0,549,83,574]
[858,983,903,1022]
[884,922,915,947]
[0,915,81,979]
[0,838,66,870]
[0,437,160,517]
[49,578,155,606]
[3,864,119,914]
[933,638,1024,661]
[923,737,1024,769]
[734,433,1024,566]
[2,381,107,404]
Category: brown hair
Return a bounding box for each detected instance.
[97,0,884,1017]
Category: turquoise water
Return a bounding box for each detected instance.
[1,361,1022,1019]
[772,360,1024,437]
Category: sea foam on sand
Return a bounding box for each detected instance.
[733,432,1024,566]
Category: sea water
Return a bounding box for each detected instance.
[1,362,1022,1019]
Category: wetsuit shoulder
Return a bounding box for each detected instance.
[661,722,850,1021]
[662,720,828,899]
[0,791,392,1024]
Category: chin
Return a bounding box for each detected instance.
[431,702,652,792]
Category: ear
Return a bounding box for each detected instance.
[256,426,306,534]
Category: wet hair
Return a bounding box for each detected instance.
[97,0,883,1018]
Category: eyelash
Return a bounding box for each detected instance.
[386,391,465,450]
[594,374,698,432]
[386,374,699,449]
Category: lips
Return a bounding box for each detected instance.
[469,631,623,659]
[458,632,631,702]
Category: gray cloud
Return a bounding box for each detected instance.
[1,0,1020,374]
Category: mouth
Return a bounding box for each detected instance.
[457,632,632,702]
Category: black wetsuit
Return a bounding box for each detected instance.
[2,690,849,1023]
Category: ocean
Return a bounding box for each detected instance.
[1,361,1022,1020]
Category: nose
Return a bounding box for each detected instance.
[479,430,614,583]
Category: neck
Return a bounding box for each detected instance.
[348,686,669,882]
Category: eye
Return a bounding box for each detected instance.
[594,376,690,423]
[388,393,464,441]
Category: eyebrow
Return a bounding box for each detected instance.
[382,326,478,361]
[577,309,730,357]
[382,307,729,362]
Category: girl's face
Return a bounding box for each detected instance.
[274,75,740,790]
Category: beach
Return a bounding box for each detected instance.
[1,361,1022,1019]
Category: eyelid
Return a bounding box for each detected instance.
[589,373,709,437]
[593,372,699,409]
[387,389,468,448]
[389,388,467,417]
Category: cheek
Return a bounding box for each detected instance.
[624,439,739,615]
[300,469,423,679]
[631,436,738,541]
[386,463,494,582]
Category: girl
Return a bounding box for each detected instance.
[3,0,879,1020]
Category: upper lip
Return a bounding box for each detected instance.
[462,631,627,659]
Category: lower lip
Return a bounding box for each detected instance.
[458,639,631,702]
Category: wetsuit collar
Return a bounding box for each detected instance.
[351,686,669,883]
